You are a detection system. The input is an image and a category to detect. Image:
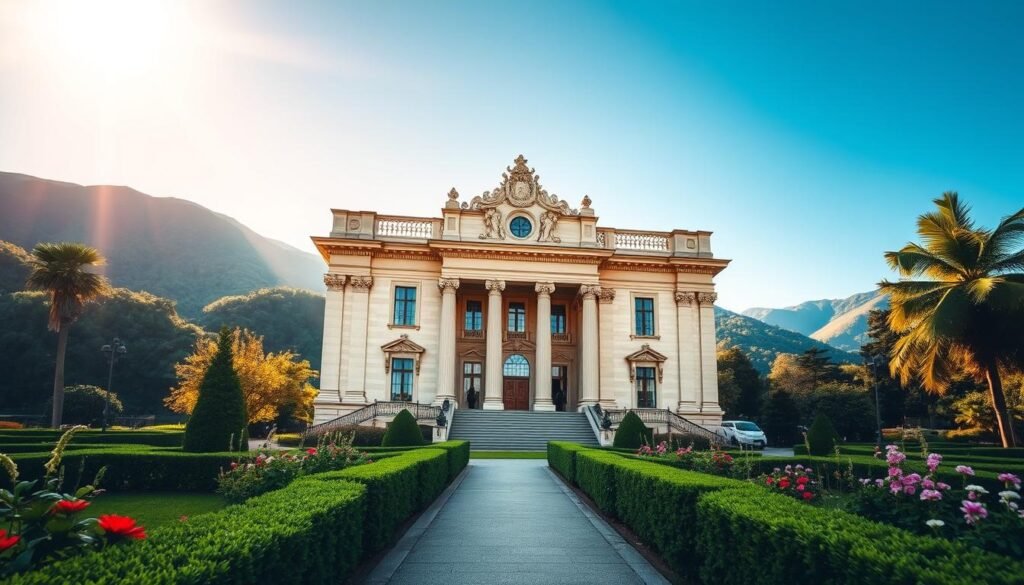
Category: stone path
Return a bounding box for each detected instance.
[363,460,668,585]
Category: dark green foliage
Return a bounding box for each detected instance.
[381,409,425,447]
[760,390,801,446]
[0,429,182,447]
[547,441,588,481]
[5,477,366,585]
[431,440,470,480]
[183,330,248,453]
[0,241,31,293]
[717,347,764,419]
[296,424,388,447]
[612,411,652,449]
[653,432,711,451]
[43,385,122,427]
[806,412,839,455]
[803,382,876,441]
[696,488,1024,585]
[574,450,621,513]
[201,287,325,371]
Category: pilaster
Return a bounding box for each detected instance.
[483,279,506,410]
[675,291,701,415]
[697,291,722,416]
[342,276,373,404]
[434,278,460,406]
[578,284,601,408]
[596,287,618,408]
[534,282,556,411]
[316,274,347,405]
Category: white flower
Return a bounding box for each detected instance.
[925,519,945,528]
[965,484,989,494]
[999,490,1020,500]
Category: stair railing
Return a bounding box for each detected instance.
[602,407,726,447]
[305,400,441,438]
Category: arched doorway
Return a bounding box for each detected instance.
[502,354,530,411]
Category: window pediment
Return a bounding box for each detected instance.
[382,334,426,374]
[625,343,667,383]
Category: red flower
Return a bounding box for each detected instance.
[802,491,814,501]
[796,476,809,486]
[778,478,791,489]
[98,515,146,540]
[229,462,238,470]
[765,477,774,485]
[306,448,317,455]
[0,529,19,552]
[52,499,90,515]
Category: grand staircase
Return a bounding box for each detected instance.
[448,409,600,451]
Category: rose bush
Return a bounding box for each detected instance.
[636,441,752,478]
[760,463,819,502]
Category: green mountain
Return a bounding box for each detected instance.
[741,291,888,351]
[715,307,858,373]
[0,171,325,317]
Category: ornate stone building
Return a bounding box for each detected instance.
[312,155,729,426]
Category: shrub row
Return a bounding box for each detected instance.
[547,442,1024,584]
[548,441,589,480]
[0,430,183,447]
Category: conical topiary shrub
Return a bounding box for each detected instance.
[382,409,425,447]
[806,412,839,456]
[613,411,653,449]
[183,329,248,452]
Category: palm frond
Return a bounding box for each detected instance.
[882,244,963,280]
[982,206,1024,263]
[25,242,110,331]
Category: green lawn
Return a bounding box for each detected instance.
[87,492,228,528]
[470,451,547,459]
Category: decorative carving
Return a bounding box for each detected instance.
[468,155,579,216]
[479,207,506,240]
[597,288,616,304]
[348,219,360,231]
[485,279,506,293]
[446,187,460,209]
[625,343,667,383]
[323,274,347,291]
[534,282,555,296]
[579,284,601,300]
[438,277,460,292]
[675,291,697,306]
[581,195,592,210]
[381,334,426,375]
[698,292,718,305]
[348,276,373,291]
[537,211,561,243]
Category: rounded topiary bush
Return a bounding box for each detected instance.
[382,409,425,447]
[806,412,839,456]
[183,329,248,452]
[45,385,123,428]
[613,411,653,449]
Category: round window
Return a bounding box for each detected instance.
[509,216,532,238]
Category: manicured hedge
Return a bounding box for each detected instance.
[0,430,183,447]
[548,441,589,480]
[7,477,366,585]
[2,448,238,491]
[305,448,449,552]
[697,488,1024,585]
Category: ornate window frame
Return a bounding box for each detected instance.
[381,334,426,378]
[625,343,667,384]
[506,211,535,240]
[388,281,422,330]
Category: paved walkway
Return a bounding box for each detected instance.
[364,460,668,585]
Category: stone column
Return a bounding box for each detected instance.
[434,278,460,406]
[578,284,601,408]
[596,288,617,408]
[483,279,505,410]
[534,282,556,411]
[675,291,701,414]
[316,274,347,404]
[697,292,721,414]
[343,276,373,404]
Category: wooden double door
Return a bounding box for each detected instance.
[502,378,530,410]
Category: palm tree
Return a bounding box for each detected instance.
[25,243,110,427]
[880,193,1024,447]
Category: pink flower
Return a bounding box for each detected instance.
[875,479,885,488]
[902,473,921,486]
[955,465,975,476]
[960,500,988,525]
[903,485,917,496]
[926,453,942,472]
[889,481,902,495]
[921,478,935,490]
[888,467,902,478]
[936,482,951,491]
[920,489,942,502]
[998,473,1021,490]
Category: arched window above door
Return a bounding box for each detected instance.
[503,354,530,377]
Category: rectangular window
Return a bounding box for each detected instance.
[463,362,482,407]
[464,300,483,331]
[636,366,656,408]
[393,286,417,326]
[390,358,414,401]
[550,304,566,334]
[507,302,526,332]
[634,297,655,336]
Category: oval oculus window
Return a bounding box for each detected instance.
[509,216,532,238]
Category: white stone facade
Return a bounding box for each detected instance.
[312,156,729,426]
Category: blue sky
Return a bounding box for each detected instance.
[2,0,1022,312]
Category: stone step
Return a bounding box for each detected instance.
[448,409,600,451]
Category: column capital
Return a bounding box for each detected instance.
[324,273,347,291]
[348,276,373,292]
[578,284,601,300]
[534,282,556,296]
[697,292,718,305]
[438,277,460,292]
[597,288,616,304]
[485,279,506,293]
[675,291,697,306]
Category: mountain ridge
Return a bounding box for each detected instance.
[741,290,888,352]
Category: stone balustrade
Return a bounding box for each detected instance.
[612,231,671,252]
[376,217,436,239]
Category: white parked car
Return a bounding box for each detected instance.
[718,421,767,449]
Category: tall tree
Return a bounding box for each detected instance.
[717,347,764,419]
[183,328,248,452]
[25,242,109,427]
[880,193,1024,447]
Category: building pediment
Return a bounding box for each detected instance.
[382,334,426,374]
[466,155,579,216]
[625,343,667,383]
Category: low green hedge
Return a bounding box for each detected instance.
[0,430,183,447]
[358,441,469,481]
[7,477,366,584]
[697,488,1024,585]
[574,450,624,514]
[305,448,449,553]
[3,448,238,491]
[548,441,589,481]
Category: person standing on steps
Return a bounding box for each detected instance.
[467,385,478,409]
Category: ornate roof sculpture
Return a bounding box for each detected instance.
[465,155,579,216]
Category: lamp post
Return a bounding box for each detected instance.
[100,337,127,431]
[868,355,884,447]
